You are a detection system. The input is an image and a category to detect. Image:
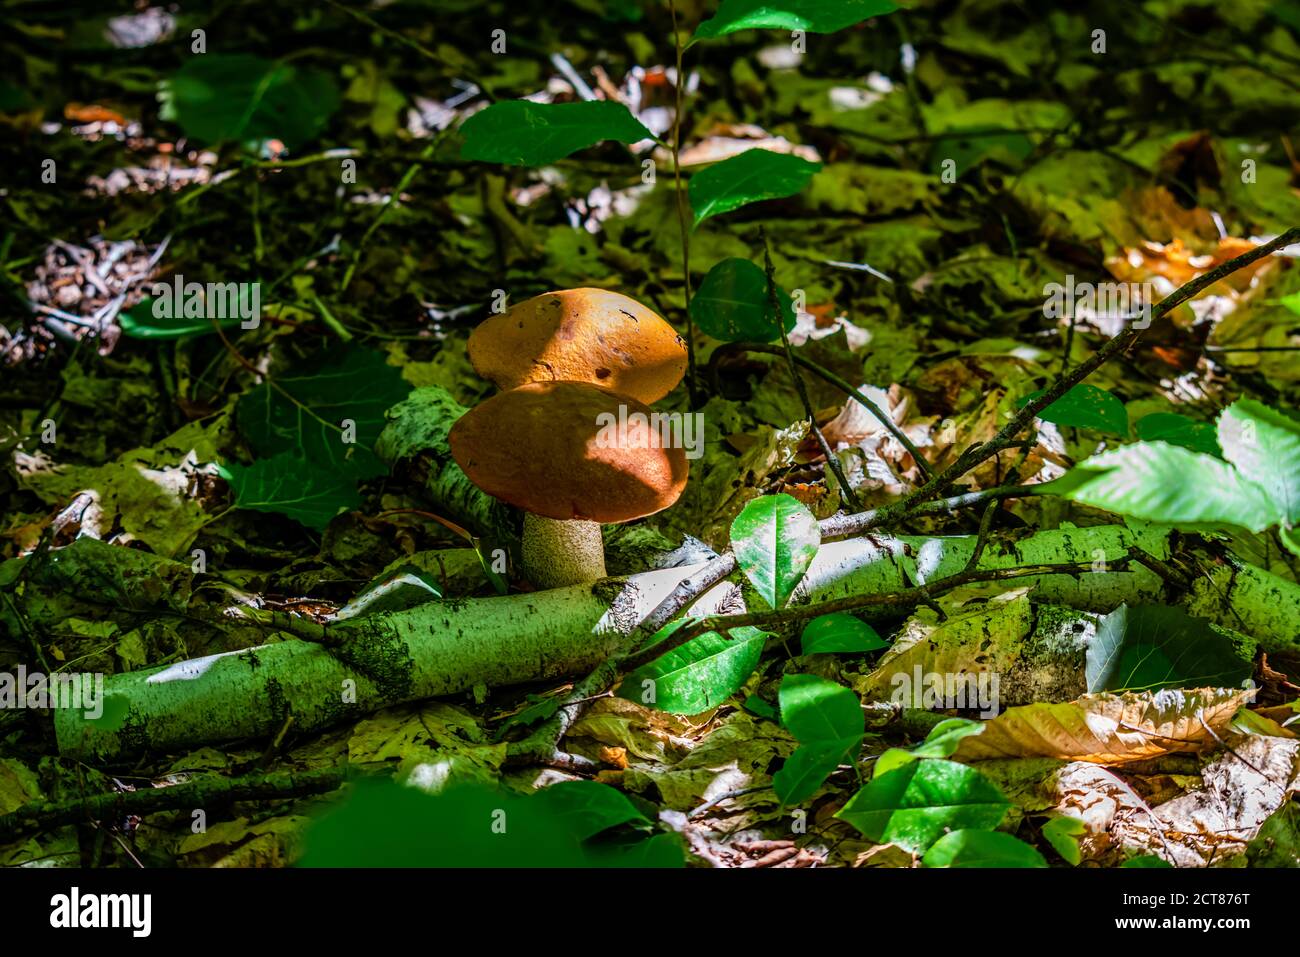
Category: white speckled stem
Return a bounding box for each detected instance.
[520,513,606,588]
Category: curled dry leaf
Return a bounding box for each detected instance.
[954,688,1255,765]
[1111,734,1300,867]
[1049,761,1160,863]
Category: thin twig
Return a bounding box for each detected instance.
[623,559,1121,670]
[759,228,862,511]
[708,342,935,480]
[667,0,699,407]
[885,228,1300,519]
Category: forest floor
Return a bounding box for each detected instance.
[2,0,1299,868]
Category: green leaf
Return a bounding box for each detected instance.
[1020,383,1128,436]
[237,346,412,481]
[620,626,767,715]
[1135,412,1222,457]
[691,0,899,44]
[1219,398,1300,526]
[837,759,1011,853]
[690,258,797,343]
[1045,441,1278,531]
[773,739,858,804]
[158,54,339,149]
[773,674,863,803]
[688,149,821,227]
[778,674,864,743]
[119,294,250,340]
[220,453,361,531]
[458,100,653,166]
[800,612,887,655]
[1086,604,1252,694]
[922,830,1047,868]
[873,718,985,777]
[530,781,650,841]
[730,493,821,608]
[1278,292,1300,315]
[743,694,778,720]
[1041,815,1086,866]
[1122,855,1173,868]
[301,778,682,867]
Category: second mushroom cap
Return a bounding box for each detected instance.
[448,381,689,524]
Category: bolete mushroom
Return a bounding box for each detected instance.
[448,381,688,589]
[468,288,688,404]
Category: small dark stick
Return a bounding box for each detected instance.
[758,226,863,512]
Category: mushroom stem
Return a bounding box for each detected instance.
[521,513,607,588]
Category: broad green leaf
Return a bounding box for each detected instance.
[1045,441,1277,531]
[158,54,339,149]
[836,759,1011,853]
[773,738,858,804]
[1020,383,1128,436]
[119,295,250,339]
[690,258,797,343]
[743,694,778,720]
[730,493,820,608]
[221,453,361,531]
[301,778,681,867]
[531,781,650,841]
[1122,855,1173,868]
[1136,412,1222,457]
[1086,604,1252,693]
[458,99,653,166]
[237,345,412,481]
[922,829,1047,868]
[778,674,864,743]
[873,718,985,777]
[1278,292,1300,315]
[800,612,886,655]
[688,149,821,227]
[620,626,767,715]
[773,672,864,804]
[1041,815,1086,865]
[691,0,899,44]
[1219,398,1300,525]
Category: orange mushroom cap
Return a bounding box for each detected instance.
[467,288,688,404]
[448,381,689,524]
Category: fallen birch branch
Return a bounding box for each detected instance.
[51,524,1300,762]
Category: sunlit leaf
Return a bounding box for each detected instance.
[730,493,820,608]
[691,0,899,44]
[836,759,1011,853]
[620,624,767,715]
[689,149,821,227]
